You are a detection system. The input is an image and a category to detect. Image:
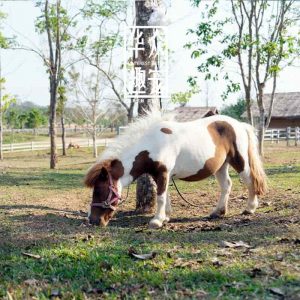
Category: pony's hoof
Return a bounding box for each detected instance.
[242,210,255,215]
[208,213,223,220]
[149,219,163,229]
[209,209,226,219]
[164,216,170,223]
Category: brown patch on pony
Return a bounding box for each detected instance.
[130,151,168,195]
[84,159,124,188]
[209,121,245,173]
[160,127,173,134]
[180,121,245,181]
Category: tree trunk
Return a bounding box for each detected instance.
[257,85,265,157]
[127,100,135,123]
[0,100,3,161]
[135,174,157,213]
[135,0,158,214]
[245,89,253,125]
[61,114,66,156]
[92,125,97,158]
[0,55,3,161]
[258,109,265,157]
[49,80,58,169]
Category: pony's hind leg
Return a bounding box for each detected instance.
[210,163,232,218]
[165,193,172,222]
[239,167,258,214]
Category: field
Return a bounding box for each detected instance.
[0,144,299,299]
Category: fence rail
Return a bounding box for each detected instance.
[2,139,111,153]
[264,127,300,146]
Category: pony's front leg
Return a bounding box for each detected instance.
[149,173,169,229]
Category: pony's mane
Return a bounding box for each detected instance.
[99,109,174,161]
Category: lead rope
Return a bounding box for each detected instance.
[118,184,130,206]
[171,177,201,208]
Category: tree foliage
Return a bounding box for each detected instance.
[171,87,200,107]
[221,98,246,121]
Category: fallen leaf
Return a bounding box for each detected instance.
[50,289,62,298]
[268,287,285,297]
[85,287,104,294]
[220,240,251,248]
[21,252,41,260]
[128,247,157,260]
[211,257,223,267]
[249,267,264,278]
[24,279,39,286]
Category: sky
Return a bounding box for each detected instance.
[1,0,300,110]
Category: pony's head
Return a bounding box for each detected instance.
[84,159,124,226]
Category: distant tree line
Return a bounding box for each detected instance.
[5,102,47,129]
[4,100,127,131]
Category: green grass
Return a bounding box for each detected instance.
[0,146,299,299]
[3,132,49,144]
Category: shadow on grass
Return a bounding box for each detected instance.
[1,205,296,250]
[0,204,86,216]
[266,165,300,176]
[0,171,84,190]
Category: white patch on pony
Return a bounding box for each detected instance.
[99,108,174,162]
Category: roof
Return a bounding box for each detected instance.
[173,106,219,122]
[250,92,300,118]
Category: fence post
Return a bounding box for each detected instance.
[296,127,299,147]
[31,141,34,151]
[276,129,279,144]
[286,127,291,146]
[88,139,90,147]
[10,143,13,152]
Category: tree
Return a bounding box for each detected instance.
[188,0,300,155]
[221,98,246,121]
[57,85,67,155]
[171,88,200,107]
[5,107,19,129]
[134,0,165,213]
[76,0,134,123]
[26,108,47,130]
[0,78,15,160]
[0,10,14,160]
[35,0,76,168]
[68,68,120,158]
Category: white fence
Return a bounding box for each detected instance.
[264,127,300,146]
[2,139,111,153]
[2,127,299,153]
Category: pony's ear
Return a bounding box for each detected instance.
[110,159,124,179]
[84,163,108,188]
[98,167,109,181]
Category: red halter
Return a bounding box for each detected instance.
[90,173,122,211]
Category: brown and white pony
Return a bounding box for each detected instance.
[84,112,267,228]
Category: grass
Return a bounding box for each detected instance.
[3,132,49,144]
[0,144,299,299]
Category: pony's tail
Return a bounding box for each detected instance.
[244,124,268,196]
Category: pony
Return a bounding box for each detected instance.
[84,111,267,228]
